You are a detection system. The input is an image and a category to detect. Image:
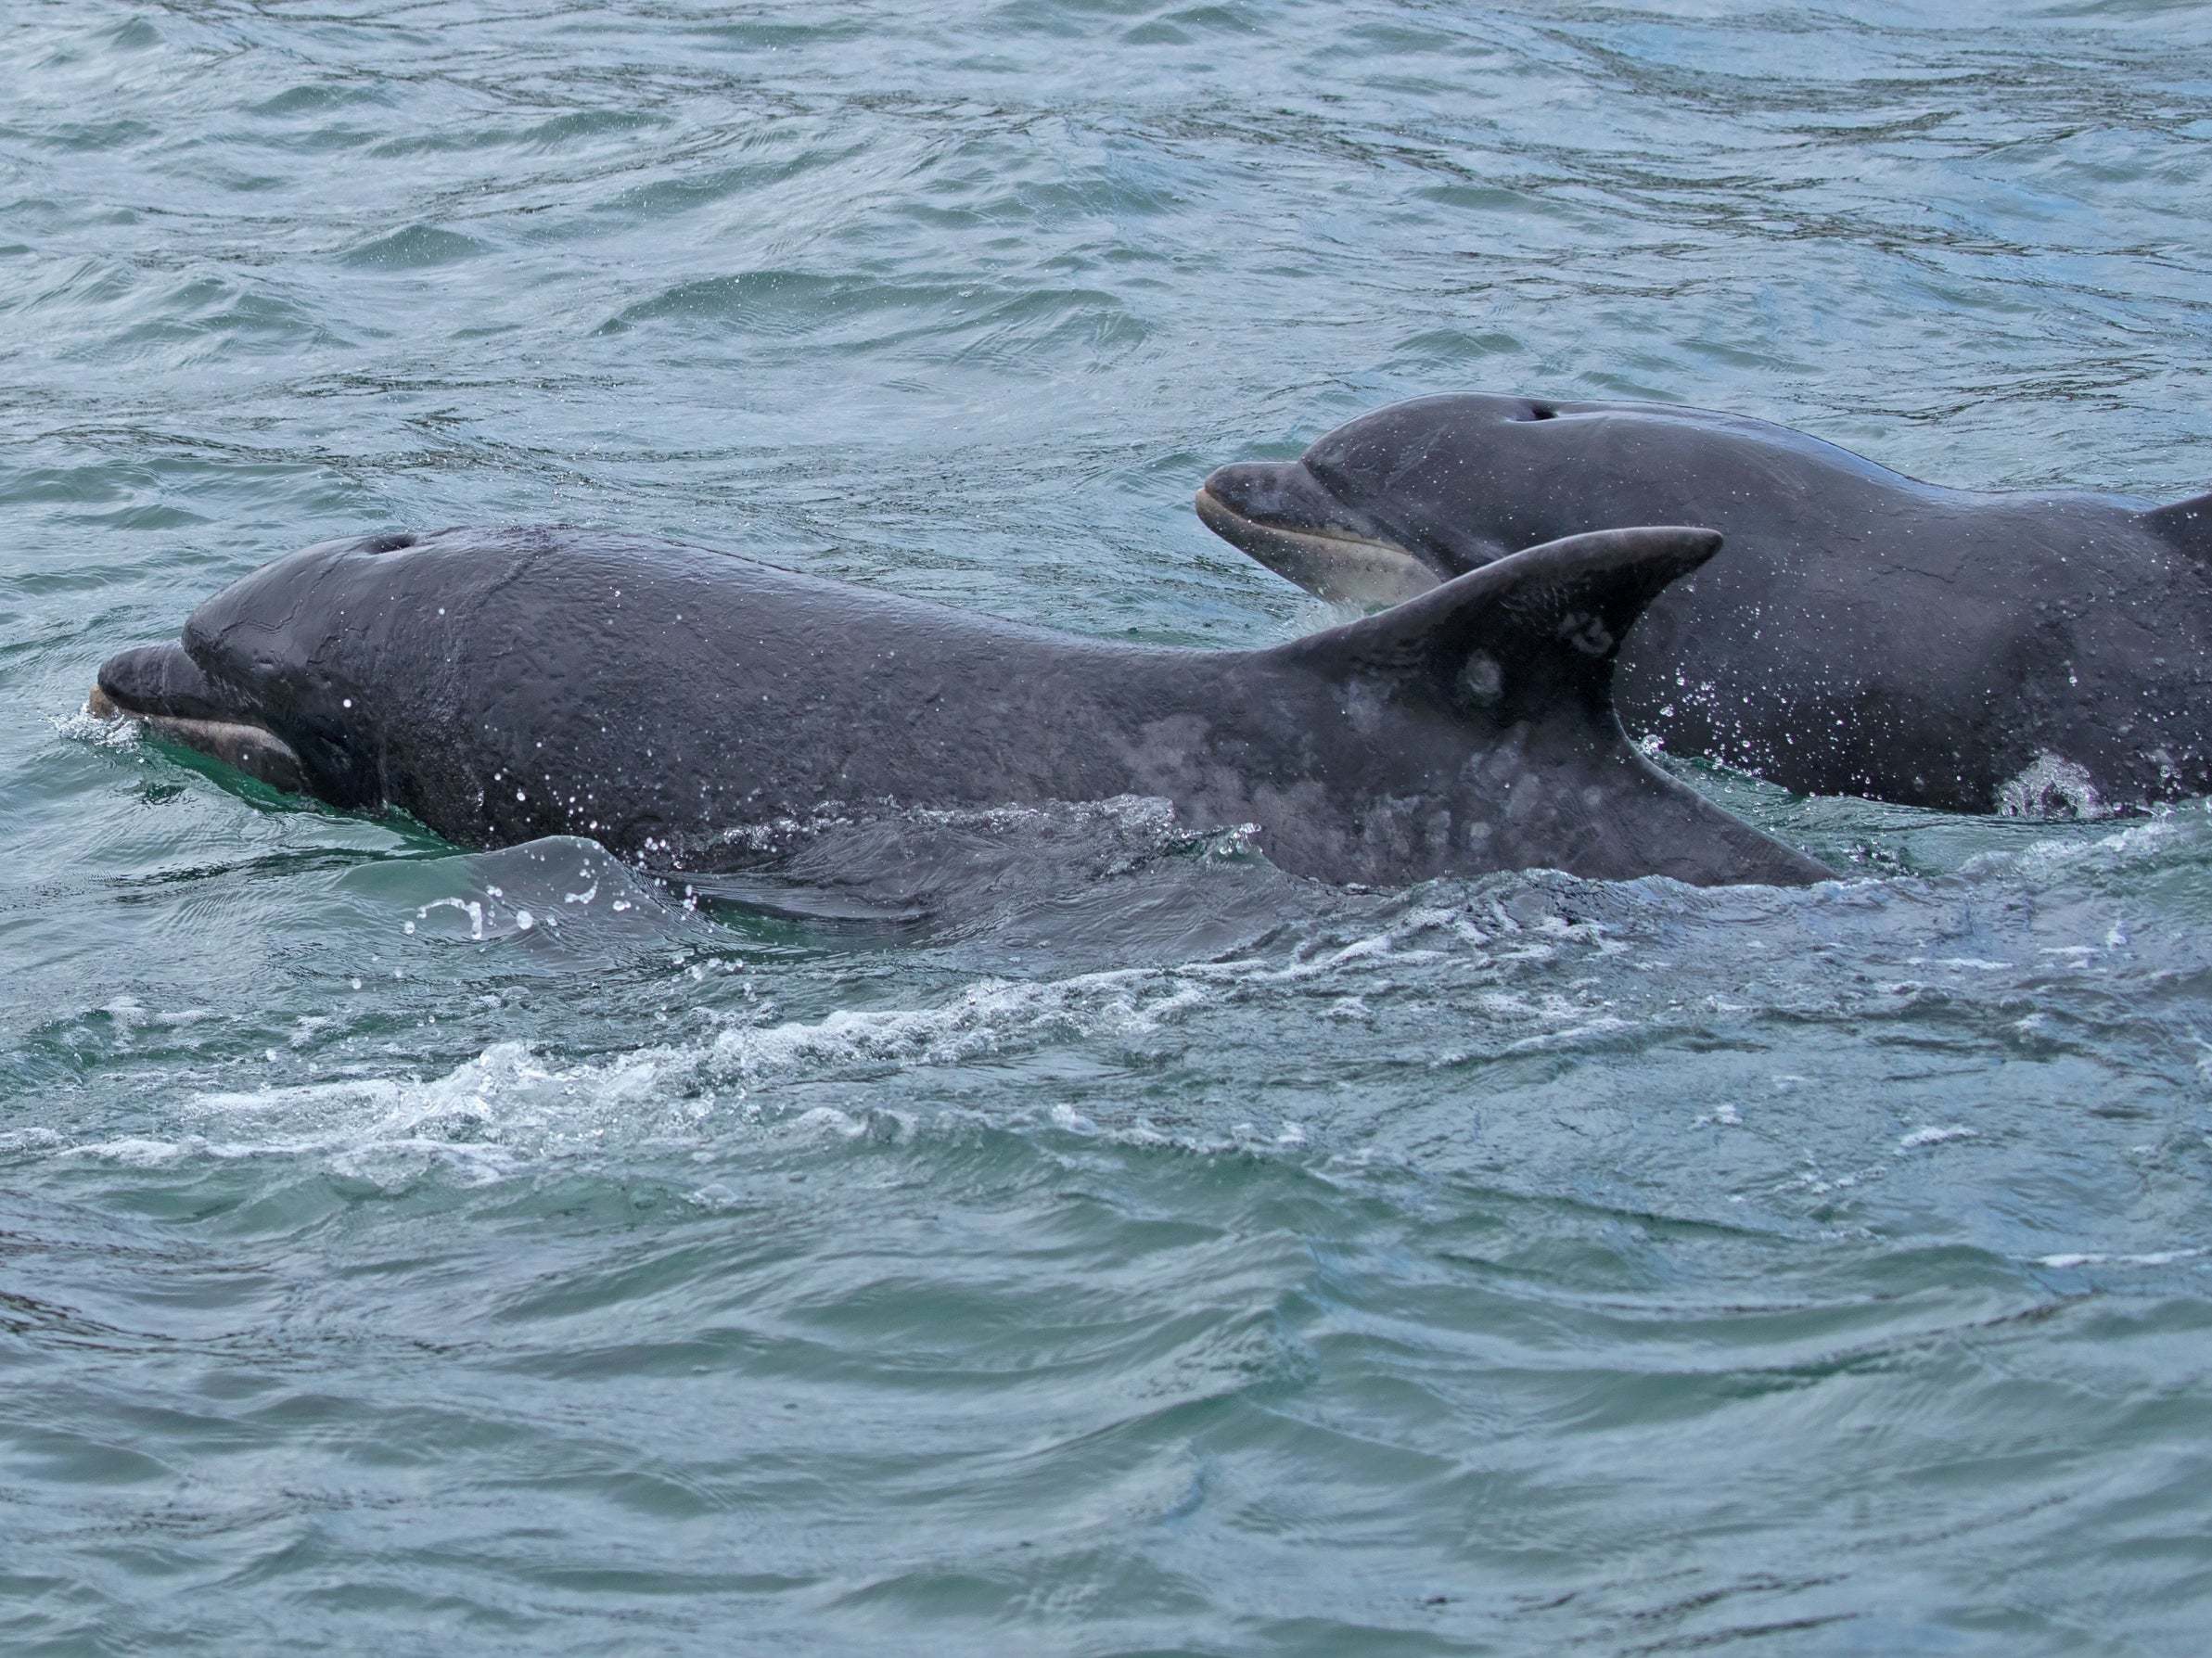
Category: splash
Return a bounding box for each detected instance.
[1996,752,2107,820]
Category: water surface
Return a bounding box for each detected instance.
[6,2,2212,1652]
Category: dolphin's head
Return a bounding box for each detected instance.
[1197,394,1586,606]
[90,531,431,809]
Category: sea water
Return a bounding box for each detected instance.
[5,3,2211,1652]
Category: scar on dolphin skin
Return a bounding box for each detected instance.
[1198,391,2212,815]
[92,522,1828,890]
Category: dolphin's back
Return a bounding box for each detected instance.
[157,523,1825,887]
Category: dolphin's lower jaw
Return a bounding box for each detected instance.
[91,644,308,796]
[1195,486,1438,608]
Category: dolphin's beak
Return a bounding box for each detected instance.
[92,642,308,794]
[98,642,237,723]
[1196,463,1440,608]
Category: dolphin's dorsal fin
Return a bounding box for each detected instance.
[1267,525,1720,721]
[2147,491,2212,555]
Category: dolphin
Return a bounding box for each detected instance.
[1197,392,2212,815]
[89,524,1826,888]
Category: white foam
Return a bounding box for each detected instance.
[1502,1015,1633,1053]
[1963,815,2186,880]
[56,705,144,748]
[1897,1125,1976,1151]
[81,965,1203,1177]
[64,1136,198,1167]
[2036,1248,2206,1269]
[705,968,1191,1079]
[26,891,1647,1182]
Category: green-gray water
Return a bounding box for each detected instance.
[6,3,2212,1652]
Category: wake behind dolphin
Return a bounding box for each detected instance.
[1198,392,2212,815]
[90,525,1826,889]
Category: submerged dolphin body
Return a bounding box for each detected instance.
[1197,392,2212,814]
[92,524,1827,888]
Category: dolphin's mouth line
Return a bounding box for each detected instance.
[1195,486,1441,607]
[90,682,297,757]
[89,661,309,793]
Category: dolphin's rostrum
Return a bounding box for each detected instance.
[94,524,1827,888]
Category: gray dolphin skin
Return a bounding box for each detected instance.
[91,525,1827,888]
[1197,392,2212,814]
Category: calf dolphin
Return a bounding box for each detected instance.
[1197,392,2212,814]
[91,524,1826,888]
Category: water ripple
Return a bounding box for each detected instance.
[6,0,2212,1651]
